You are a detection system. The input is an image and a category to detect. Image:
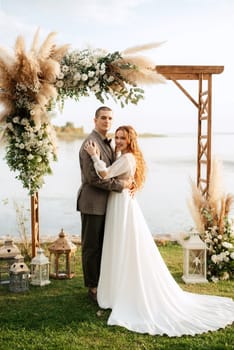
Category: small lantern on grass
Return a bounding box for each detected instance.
[0,238,20,284]
[30,247,50,286]
[48,229,77,279]
[9,254,29,292]
[182,233,208,284]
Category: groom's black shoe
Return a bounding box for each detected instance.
[88,288,97,302]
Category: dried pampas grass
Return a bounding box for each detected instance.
[122,41,165,55]
[187,178,206,233]
[188,158,234,234]
[118,42,166,86]
[0,28,70,126]
[113,55,165,86]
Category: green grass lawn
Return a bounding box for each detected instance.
[0,243,233,350]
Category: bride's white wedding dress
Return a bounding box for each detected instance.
[93,152,234,336]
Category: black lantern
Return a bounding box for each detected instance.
[9,254,29,292]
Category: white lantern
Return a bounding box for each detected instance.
[30,248,50,286]
[181,234,208,284]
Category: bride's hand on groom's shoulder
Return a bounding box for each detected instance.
[84,140,100,157]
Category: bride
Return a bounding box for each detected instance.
[84,125,234,337]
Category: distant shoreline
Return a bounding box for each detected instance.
[54,124,167,141]
[54,124,234,141]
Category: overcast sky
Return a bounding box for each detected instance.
[0,0,234,134]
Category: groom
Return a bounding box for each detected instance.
[77,106,127,302]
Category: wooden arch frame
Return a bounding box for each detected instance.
[156,65,224,195]
[31,65,224,256]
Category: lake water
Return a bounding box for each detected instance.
[0,134,234,241]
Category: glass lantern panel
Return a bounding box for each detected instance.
[188,249,205,275]
[32,265,48,280]
[10,273,29,292]
[50,254,57,274]
[70,254,76,275]
[58,253,68,277]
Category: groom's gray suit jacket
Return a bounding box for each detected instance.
[77,130,123,215]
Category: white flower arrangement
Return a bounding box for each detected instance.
[56,48,145,109]
[5,112,57,194]
[202,216,234,281]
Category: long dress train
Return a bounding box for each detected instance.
[95,153,234,336]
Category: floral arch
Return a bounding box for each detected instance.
[0,31,227,267]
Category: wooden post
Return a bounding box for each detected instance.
[197,74,212,197]
[31,192,40,257]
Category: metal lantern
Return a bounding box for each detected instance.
[182,234,208,284]
[9,254,29,292]
[48,229,77,279]
[30,247,50,286]
[0,238,20,284]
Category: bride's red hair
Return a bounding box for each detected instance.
[115,125,146,190]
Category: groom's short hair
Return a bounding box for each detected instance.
[95,106,112,118]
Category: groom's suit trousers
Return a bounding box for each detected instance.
[81,213,105,288]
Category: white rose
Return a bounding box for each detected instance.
[230,252,234,259]
[62,65,69,73]
[27,154,34,160]
[107,76,115,82]
[211,255,218,264]
[13,116,20,123]
[74,72,81,81]
[81,74,88,81]
[217,235,222,240]
[56,81,64,88]
[91,84,100,93]
[58,72,64,79]
[222,242,233,249]
[19,143,25,149]
[21,118,29,125]
[88,80,96,87]
[100,63,105,70]
[88,71,95,78]
[6,123,13,130]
